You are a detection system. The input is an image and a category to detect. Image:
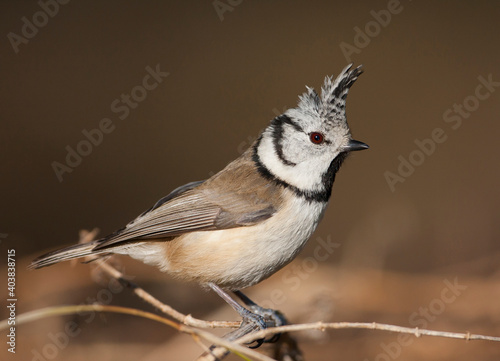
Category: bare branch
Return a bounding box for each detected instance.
[233,321,500,345]
[0,304,273,361]
[95,260,239,329]
[196,320,500,361]
[197,321,269,361]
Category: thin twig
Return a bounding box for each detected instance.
[0,305,274,361]
[95,260,239,329]
[198,321,500,361]
[197,321,266,361]
[233,321,500,345]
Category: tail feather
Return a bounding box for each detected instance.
[29,241,109,269]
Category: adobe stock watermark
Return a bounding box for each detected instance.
[208,106,287,177]
[51,64,169,182]
[30,270,131,361]
[384,73,500,192]
[340,0,407,63]
[212,0,243,21]
[6,238,16,354]
[365,277,467,361]
[7,0,70,54]
[235,107,288,155]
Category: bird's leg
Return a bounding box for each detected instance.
[234,290,287,343]
[208,283,271,348]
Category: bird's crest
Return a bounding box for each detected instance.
[297,64,363,126]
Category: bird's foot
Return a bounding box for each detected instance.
[246,304,287,344]
[238,308,269,348]
[208,283,287,348]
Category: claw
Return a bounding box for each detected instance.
[247,306,287,344]
[240,308,267,348]
[248,338,265,349]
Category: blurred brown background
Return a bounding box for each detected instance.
[1,1,499,360]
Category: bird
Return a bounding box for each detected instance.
[30,63,368,344]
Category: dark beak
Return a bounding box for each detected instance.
[346,139,369,151]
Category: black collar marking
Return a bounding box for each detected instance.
[252,135,347,203]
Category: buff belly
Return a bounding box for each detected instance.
[124,196,327,290]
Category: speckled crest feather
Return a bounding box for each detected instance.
[297,64,363,127]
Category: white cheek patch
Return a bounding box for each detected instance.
[257,130,331,192]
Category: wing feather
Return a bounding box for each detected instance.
[93,173,278,250]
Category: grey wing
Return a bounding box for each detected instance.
[139,180,206,216]
[93,180,276,250]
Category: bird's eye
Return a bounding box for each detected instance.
[310,132,324,144]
